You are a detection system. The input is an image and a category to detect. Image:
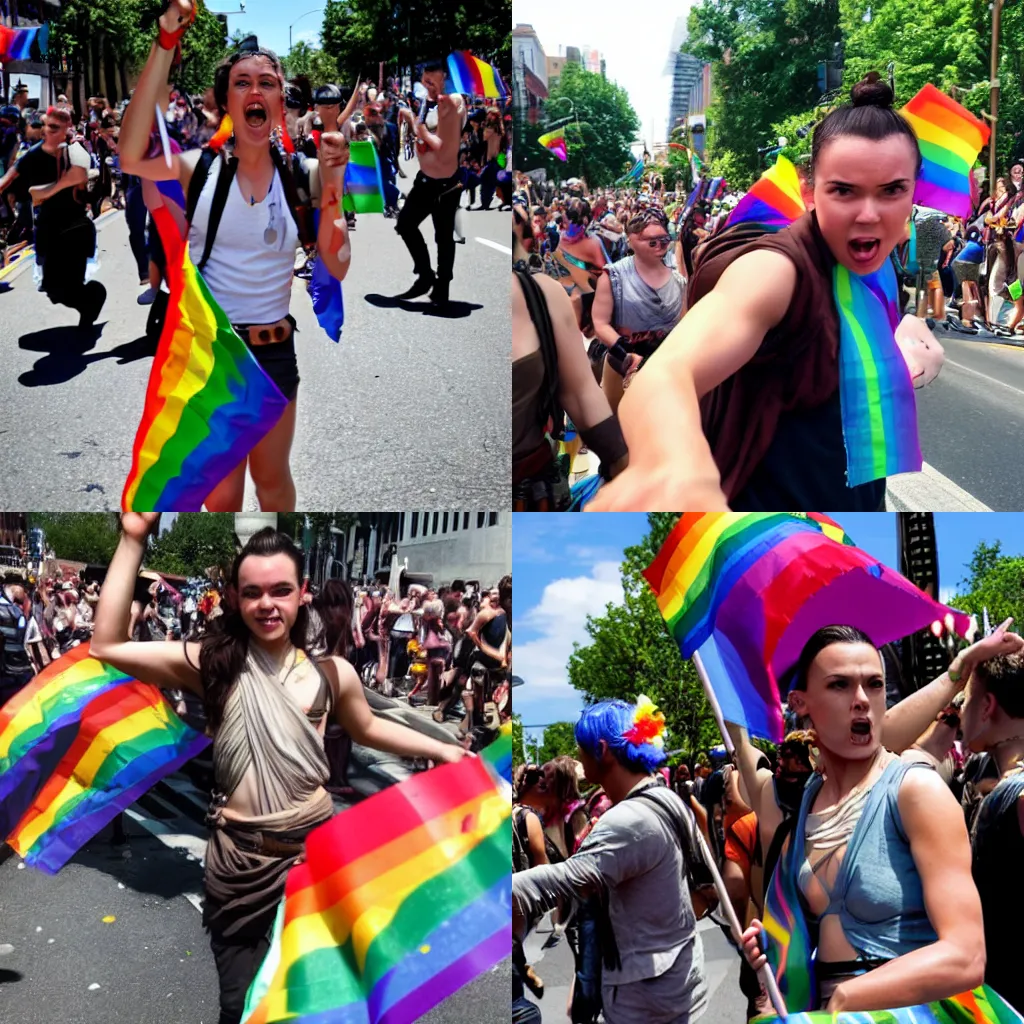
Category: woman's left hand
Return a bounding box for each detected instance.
[432,743,474,765]
[319,132,349,178]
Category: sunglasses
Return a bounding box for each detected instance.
[644,235,672,248]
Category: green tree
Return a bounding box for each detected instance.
[538,721,579,764]
[27,513,120,565]
[524,731,541,764]
[282,41,342,88]
[512,713,526,769]
[567,514,721,763]
[146,514,238,578]
[949,541,1024,627]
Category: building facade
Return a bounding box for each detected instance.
[665,16,709,141]
[512,24,547,112]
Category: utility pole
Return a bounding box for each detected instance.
[989,0,1005,190]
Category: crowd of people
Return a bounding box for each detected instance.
[512,620,1024,1024]
[0,517,512,1024]
[0,0,512,513]
[512,72,1015,511]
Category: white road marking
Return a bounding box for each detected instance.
[944,357,1024,397]
[123,807,208,914]
[474,237,512,255]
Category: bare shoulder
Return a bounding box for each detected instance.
[177,147,205,195]
[898,763,962,826]
[321,654,360,695]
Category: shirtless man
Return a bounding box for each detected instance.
[395,60,467,306]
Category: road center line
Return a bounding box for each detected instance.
[944,357,1024,397]
[474,237,512,255]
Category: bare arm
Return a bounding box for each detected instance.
[589,266,620,348]
[0,164,18,195]
[588,248,797,510]
[31,163,87,204]
[337,76,365,129]
[465,606,503,663]
[323,656,465,762]
[525,809,550,865]
[828,770,985,1011]
[91,523,202,694]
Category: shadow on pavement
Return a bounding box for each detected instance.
[364,293,482,319]
[18,327,157,387]
[0,969,24,986]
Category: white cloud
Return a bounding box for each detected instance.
[516,561,623,701]
[293,30,321,47]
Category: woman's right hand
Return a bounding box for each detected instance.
[120,513,160,544]
[740,918,768,972]
[587,462,728,511]
[159,0,194,36]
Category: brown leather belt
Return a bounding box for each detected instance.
[232,316,293,347]
[230,828,307,857]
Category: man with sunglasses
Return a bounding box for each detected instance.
[592,208,686,413]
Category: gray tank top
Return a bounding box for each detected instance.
[606,255,686,346]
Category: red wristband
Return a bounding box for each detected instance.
[158,26,184,50]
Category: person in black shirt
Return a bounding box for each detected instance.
[0,106,106,327]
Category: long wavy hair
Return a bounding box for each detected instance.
[314,579,354,660]
[198,527,308,732]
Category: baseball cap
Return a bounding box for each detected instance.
[313,84,343,105]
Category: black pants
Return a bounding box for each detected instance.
[480,158,499,209]
[395,170,462,284]
[209,929,271,1024]
[39,218,95,313]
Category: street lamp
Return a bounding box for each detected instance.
[290,8,325,52]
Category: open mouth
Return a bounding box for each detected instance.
[244,102,268,127]
[848,238,880,264]
[850,719,872,745]
[256,615,282,630]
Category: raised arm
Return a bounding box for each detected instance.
[588,247,798,510]
[90,514,202,694]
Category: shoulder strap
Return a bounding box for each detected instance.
[197,152,237,274]
[514,269,564,436]
[270,145,316,247]
[629,787,704,879]
[185,147,219,227]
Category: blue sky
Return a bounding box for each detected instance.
[209,1,325,55]
[513,513,1024,743]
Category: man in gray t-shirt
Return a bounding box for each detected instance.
[513,699,709,1024]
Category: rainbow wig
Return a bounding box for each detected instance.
[575,699,668,775]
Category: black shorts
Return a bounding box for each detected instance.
[233,316,300,401]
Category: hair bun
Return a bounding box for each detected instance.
[851,71,895,110]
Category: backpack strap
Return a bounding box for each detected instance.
[514,268,565,438]
[185,146,219,227]
[196,150,238,275]
[270,145,316,248]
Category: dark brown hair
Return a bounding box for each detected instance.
[198,527,307,731]
[544,754,582,809]
[314,578,354,660]
[213,48,285,115]
[974,651,1024,719]
[810,72,922,185]
[790,624,877,692]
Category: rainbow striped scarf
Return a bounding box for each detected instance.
[725,156,921,486]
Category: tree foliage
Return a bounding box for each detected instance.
[567,514,720,763]
[538,721,579,764]
[27,513,120,565]
[146,514,238,578]
[512,713,526,769]
[949,541,1024,627]
[282,41,341,88]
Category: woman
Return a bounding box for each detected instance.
[512,204,628,509]
[119,0,352,513]
[91,514,467,1024]
[735,624,1013,1012]
[591,73,942,511]
[407,598,450,705]
[549,198,609,337]
[592,208,686,413]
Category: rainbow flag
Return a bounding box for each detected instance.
[0,646,131,838]
[7,681,209,874]
[481,721,512,784]
[538,126,567,162]
[900,84,990,220]
[726,154,805,230]
[0,24,48,63]
[342,140,385,215]
[241,755,511,1024]
[643,513,971,741]
[835,260,921,485]
[122,204,289,511]
[446,51,507,100]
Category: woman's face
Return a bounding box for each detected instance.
[629,220,672,263]
[788,641,885,760]
[811,134,917,275]
[227,56,283,147]
[235,552,301,646]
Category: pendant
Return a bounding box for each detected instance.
[264,227,278,245]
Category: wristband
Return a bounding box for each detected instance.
[605,338,631,376]
[948,664,962,684]
[158,26,183,50]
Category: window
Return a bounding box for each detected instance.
[452,511,459,532]
[442,512,449,533]
[411,512,419,539]
[477,512,485,528]
[399,512,406,540]
[432,512,439,535]
[464,512,470,530]
[488,512,498,526]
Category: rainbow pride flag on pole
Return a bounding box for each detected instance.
[7,681,209,874]
[538,126,568,162]
[900,84,990,219]
[122,204,289,511]
[446,51,507,100]
[643,513,971,742]
[241,755,511,1024]
[726,155,805,230]
[0,24,48,63]
[342,140,386,215]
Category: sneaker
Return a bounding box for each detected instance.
[79,280,107,328]
[399,272,435,299]
[137,286,158,305]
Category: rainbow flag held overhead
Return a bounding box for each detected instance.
[241,754,511,1024]
[342,140,386,214]
[538,126,567,162]
[0,646,132,839]
[643,513,971,742]
[122,204,290,511]
[900,84,990,220]
[726,154,805,230]
[7,681,209,874]
[446,51,507,100]
[0,24,48,63]
[481,721,512,784]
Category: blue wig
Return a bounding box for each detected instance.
[575,700,667,774]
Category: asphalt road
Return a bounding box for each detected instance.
[0,151,511,510]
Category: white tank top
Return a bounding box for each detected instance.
[188,156,300,324]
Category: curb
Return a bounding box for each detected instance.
[0,206,122,285]
[886,462,992,511]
